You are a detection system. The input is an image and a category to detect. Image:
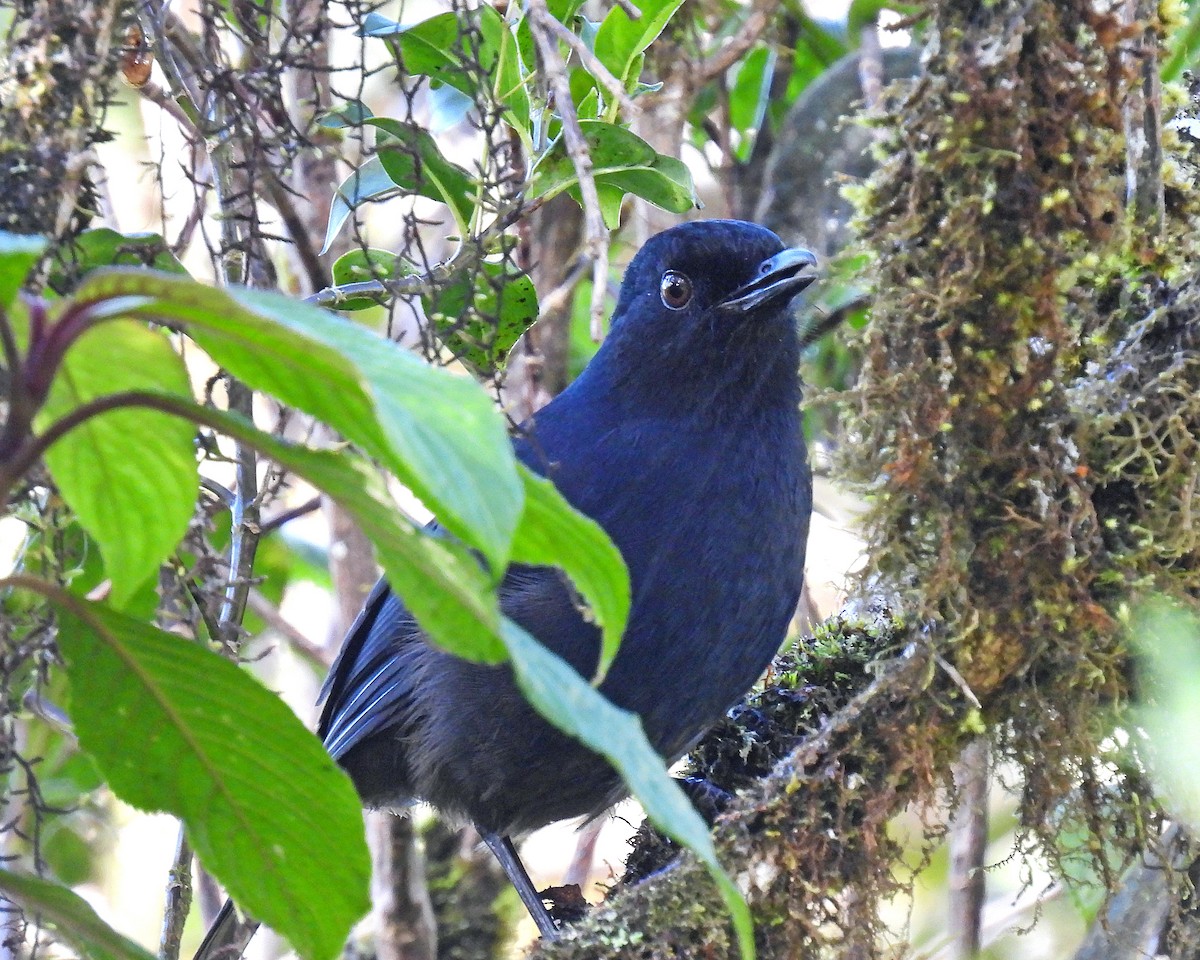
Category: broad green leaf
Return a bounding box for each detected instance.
[595,152,695,216]
[51,597,370,960]
[364,10,492,96]
[510,465,629,681]
[35,320,196,606]
[500,619,755,960]
[69,269,523,573]
[421,261,538,375]
[52,228,187,286]
[0,232,45,308]
[321,155,397,255]
[596,182,625,229]
[200,410,505,662]
[330,248,408,311]
[0,868,158,960]
[367,118,477,235]
[728,44,777,163]
[592,0,685,90]
[366,8,528,138]
[529,120,696,215]
[37,378,505,661]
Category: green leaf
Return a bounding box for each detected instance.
[529,120,696,215]
[728,44,777,163]
[70,269,523,574]
[322,155,397,255]
[0,232,45,308]
[592,0,685,90]
[421,261,538,375]
[52,229,187,286]
[367,118,477,235]
[50,597,370,960]
[34,320,196,606]
[491,8,531,138]
[510,465,630,681]
[202,411,506,662]
[330,248,408,311]
[0,868,158,960]
[1165,0,1200,80]
[365,11,491,96]
[499,619,755,960]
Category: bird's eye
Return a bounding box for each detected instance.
[659,271,692,310]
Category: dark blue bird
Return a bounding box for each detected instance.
[196,219,816,954]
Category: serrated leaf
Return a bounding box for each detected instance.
[68,269,523,574]
[499,619,755,960]
[421,261,538,375]
[592,0,684,90]
[510,465,629,681]
[50,598,370,960]
[0,232,45,308]
[367,118,476,235]
[34,320,196,606]
[0,868,158,960]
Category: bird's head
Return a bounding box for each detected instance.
[599,219,818,410]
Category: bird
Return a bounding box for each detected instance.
[195,218,817,957]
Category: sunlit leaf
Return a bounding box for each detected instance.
[51,597,370,960]
[69,270,523,573]
[0,232,46,308]
[529,120,696,216]
[321,156,397,255]
[500,619,755,960]
[592,0,685,90]
[34,320,196,606]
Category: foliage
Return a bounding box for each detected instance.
[0,1,805,958]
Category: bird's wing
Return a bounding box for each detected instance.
[317,578,423,760]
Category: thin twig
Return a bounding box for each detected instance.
[539,15,637,117]
[526,0,610,339]
[612,0,642,19]
[260,495,322,535]
[138,80,200,134]
[305,196,543,307]
[159,830,193,960]
[692,0,780,82]
[246,589,332,669]
[947,739,989,960]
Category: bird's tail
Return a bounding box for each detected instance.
[193,899,260,960]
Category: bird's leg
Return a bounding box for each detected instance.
[481,832,561,940]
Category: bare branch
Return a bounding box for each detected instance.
[693,0,780,83]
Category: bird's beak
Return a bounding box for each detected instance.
[719,248,819,313]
